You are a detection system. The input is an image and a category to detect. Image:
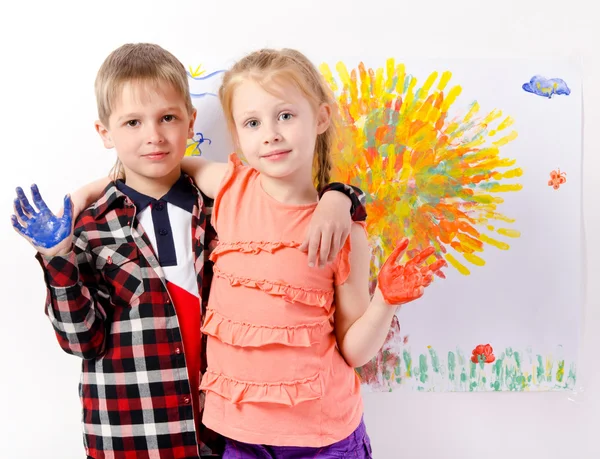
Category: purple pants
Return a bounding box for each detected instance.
[222,417,372,458]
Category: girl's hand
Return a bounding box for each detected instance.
[11,184,74,257]
[377,238,447,305]
[70,176,112,220]
[300,191,352,268]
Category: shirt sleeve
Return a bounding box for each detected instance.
[35,223,111,360]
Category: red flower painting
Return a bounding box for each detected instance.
[548,168,567,190]
[471,344,495,364]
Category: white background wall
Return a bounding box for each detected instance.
[0,1,597,457]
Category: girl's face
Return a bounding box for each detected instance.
[231,78,330,186]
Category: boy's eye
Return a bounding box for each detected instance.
[279,113,293,121]
[163,115,175,122]
[126,120,139,127]
[246,120,259,128]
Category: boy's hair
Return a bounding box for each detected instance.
[218,48,337,193]
[95,43,194,180]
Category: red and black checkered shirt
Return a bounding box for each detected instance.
[36,178,221,459]
[36,178,366,459]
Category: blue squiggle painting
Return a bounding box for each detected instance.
[187,69,226,98]
[522,75,570,98]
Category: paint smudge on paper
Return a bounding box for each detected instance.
[522,75,571,98]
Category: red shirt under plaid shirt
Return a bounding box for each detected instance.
[36,177,222,459]
[36,177,366,459]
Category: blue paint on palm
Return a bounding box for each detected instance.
[11,184,73,249]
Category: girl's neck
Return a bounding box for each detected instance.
[259,173,318,205]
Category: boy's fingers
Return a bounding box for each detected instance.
[31,184,49,212]
[16,187,36,216]
[327,232,345,264]
[298,237,309,252]
[318,232,334,268]
[11,215,29,238]
[13,198,29,224]
[306,234,321,268]
[62,195,73,224]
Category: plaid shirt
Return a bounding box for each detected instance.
[37,177,221,459]
[36,177,366,459]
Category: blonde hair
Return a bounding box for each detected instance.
[94,43,194,180]
[218,48,337,193]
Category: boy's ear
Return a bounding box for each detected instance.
[316,103,331,135]
[188,108,197,139]
[95,120,114,149]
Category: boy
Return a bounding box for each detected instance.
[11,43,367,458]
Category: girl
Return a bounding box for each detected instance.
[182,48,445,458]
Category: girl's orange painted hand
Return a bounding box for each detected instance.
[377,238,447,305]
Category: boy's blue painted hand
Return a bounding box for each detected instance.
[11,184,74,256]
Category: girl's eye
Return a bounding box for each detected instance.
[279,113,293,121]
[246,120,259,128]
[127,120,139,127]
[163,115,175,122]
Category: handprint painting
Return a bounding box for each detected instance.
[317,57,582,392]
[156,58,582,393]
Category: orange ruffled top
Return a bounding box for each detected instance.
[199,154,363,447]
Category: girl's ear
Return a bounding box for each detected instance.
[316,103,331,135]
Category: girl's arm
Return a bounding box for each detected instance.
[70,177,112,219]
[67,156,227,222]
[180,156,228,199]
[181,156,370,269]
[334,228,446,368]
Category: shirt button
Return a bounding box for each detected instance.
[183,396,191,405]
[166,299,171,304]
[159,229,168,236]
[175,347,182,354]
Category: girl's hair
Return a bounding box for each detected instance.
[94,43,194,180]
[218,48,337,193]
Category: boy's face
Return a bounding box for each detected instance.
[96,81,196,194]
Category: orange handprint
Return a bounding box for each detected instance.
[377,238,447,305]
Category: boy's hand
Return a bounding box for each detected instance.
[377,238,447,305]
[11,184,74,257]
[300,191,352,268]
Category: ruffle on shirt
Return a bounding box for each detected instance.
[209,241,302,262]
[200,370,323,406]
[201,308,332,348]
[210,236,356,287]
[213,266,334,310]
